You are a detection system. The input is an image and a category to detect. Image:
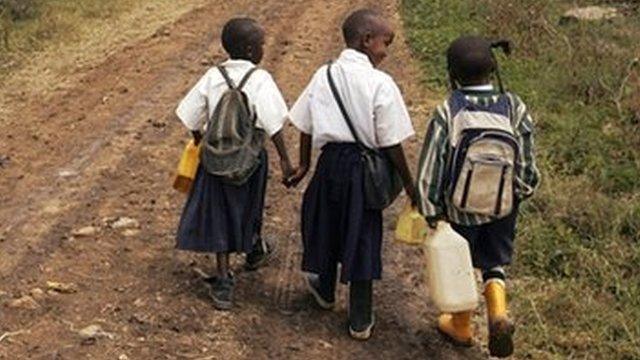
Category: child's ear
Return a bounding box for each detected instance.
[362,32,374,48]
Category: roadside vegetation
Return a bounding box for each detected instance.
[0,0,139,74]
[402,0,639,358]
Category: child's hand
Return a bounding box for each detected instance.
[191,130,203,146]
[425,216,439,230]
[284,166,309,188]
[280,159,295,184]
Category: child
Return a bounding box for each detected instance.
[416,35,540,357]
[174,17,293,310]
[286,9,417,340]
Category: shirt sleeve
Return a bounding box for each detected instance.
[373,77,415,147]
[176,71,210,131]
[254,71,289,137]
[289,69,321,135]
[416,106,449,219]
[511,94,541,200]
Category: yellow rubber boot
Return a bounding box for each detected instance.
[484,280,515,358]
[437,311,474,347]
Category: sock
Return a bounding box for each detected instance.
[482,266,506,288]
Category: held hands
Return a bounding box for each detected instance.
[280,158,295,186]
[283,165,309,188]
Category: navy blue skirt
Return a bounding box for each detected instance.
[301,143,383,284]
[176,150,268,254]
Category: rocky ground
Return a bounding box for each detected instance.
[0,1,488,358]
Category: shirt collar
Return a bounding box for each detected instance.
[222,58,256,68]
[460,84,494,92]
[338,49,374,68]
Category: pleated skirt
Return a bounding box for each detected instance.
[176,150,268,254]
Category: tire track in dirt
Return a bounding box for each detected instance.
[263,0,352,321]
[1,1,486,359]
[0,0,252,277]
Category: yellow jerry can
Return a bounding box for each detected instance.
[173,139,200,194]
[395,203,428,246]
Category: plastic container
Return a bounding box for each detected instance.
[424,222,478,312]
[395,203,428,246]
[173,140,200,194]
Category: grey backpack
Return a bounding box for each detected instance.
[200,66,265,185]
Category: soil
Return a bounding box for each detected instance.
[0,1,486,359]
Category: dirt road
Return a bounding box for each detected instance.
[0,1,485,358]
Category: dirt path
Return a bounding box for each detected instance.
[0,1,485,359]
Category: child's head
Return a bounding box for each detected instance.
[447,36,511,88]
[342,9,394,67]
[221,17,265,64]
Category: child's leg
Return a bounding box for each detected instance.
[306,264,338,310]
[478,211,518,358]
[207,252,234,311]
[482,266,514,358]
[437,223,480,346]
[216,252,231,279]
[318,265,338,300]
[349,280,374,340]
[245,153,271,271]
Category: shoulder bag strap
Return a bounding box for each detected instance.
[326,61,369,151]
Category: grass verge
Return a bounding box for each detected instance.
[402,0,640,358]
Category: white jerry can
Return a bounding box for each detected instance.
[424,222,479,313]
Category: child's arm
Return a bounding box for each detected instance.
[270,129,294,183]
[416,111,449,227]
[175,71,210,144]
[191,130,202,145]
[284,132,312,188]
[172,111,202,145]
[513,97,540,200]
[381,144,417,205]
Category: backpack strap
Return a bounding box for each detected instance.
[238,67,259,91]
[217,66,236,89]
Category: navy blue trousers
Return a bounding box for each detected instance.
[451,207,519,270]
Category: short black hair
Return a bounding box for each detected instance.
[342,9,381,47]
[447,36,496,85]
[221,17,263,58]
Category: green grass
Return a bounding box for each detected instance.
[0,0,136,74]
[402,0,640,358]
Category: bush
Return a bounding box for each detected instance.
[0,0,39,21]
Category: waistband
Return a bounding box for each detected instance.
[321,142,360,151]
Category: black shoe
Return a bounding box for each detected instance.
[244,237,273,271]
[349,280,375,340]
[306,274,335,310]
[205,275,235,310]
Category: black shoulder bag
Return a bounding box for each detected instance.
[326,61,402,210]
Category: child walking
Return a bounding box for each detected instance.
[416,36,540,357]
[175,17,293,310]
[286,9,417,340]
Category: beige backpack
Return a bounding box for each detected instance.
[447,91,519,219]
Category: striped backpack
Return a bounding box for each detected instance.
[200,66,265,185]
[446,91,519,219]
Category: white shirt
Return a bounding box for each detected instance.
[289,49,414,149]
[461,84,494,91]
[176,59,288,136]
